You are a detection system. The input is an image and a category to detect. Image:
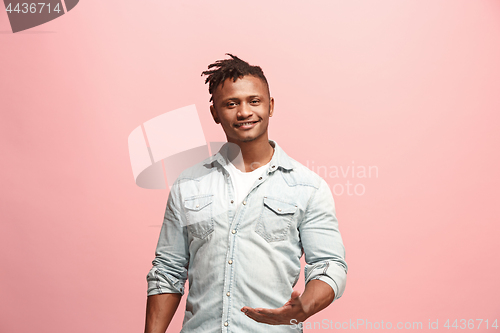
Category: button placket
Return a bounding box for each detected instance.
[222,162,271,332]
[224,170,245,333]
[221,168,236,331]
[225,171,237,221]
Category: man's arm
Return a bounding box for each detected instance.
[145,293,182,333]
[300,178,347,302]
[299,279,335,317]
[145,181,189,332]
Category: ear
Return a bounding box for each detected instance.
[269,97,275,117]
[210,104,220,124]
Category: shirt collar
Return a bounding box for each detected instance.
[207,140,294,172]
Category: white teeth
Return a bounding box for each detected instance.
[238,122,254,126]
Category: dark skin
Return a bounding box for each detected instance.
[144,293,181,333]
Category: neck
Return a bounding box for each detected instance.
[226,135,274,172]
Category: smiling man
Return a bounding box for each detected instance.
[144,54,347,333]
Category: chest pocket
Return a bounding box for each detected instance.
[255,196,297,242]
[184,194,214,239]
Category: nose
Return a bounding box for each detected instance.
[237,102,253,119]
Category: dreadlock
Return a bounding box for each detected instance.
[201,53,270,102]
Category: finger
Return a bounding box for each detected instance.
[241,307,264,313]
[244,307,274,315]
[244,311,282,325]
[255,308,279,316]
[241,307,269,314]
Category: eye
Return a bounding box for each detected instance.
[227,101,237,107]
[251,99,260,104]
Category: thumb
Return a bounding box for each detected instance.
[283,290,302,307]
[290,290,301,301]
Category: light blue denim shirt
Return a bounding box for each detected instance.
[146,140,347,333]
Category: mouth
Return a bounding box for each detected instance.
[234,120,259,129]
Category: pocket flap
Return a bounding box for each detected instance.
[184,195,213,211]
[263,197,297,215]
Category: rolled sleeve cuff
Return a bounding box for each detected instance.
[146,267,186,296]
[305,261,347,302]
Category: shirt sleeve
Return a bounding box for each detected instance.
[299,178,348,302]
[146,181,189,296]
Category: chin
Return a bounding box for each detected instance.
[228,129,266,143]
[240,137,257,142]
[229,135,257,143]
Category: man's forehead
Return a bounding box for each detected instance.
[213,75,268,99]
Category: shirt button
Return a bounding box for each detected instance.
[242,201,246,205]
[228,260,233,264]
[272,165,276,168]
[231,200,234,204]
[226,292,230,296]
[278,208,282,211]
[258,177,262,180]
[231,230,236,234]
[196,204,199,208]
[224,322,228,327]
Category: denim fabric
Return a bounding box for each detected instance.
[146,140,347,333]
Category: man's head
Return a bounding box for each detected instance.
[202,54,274,145]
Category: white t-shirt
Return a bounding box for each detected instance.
[225,158,271,207]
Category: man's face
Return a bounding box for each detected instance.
[210,75,274,145]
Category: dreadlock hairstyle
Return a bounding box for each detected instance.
[201,53,270,102]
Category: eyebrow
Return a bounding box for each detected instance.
[223,95,262,101]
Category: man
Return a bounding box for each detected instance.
[145,54,347,333]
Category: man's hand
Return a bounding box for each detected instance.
[241,290,309,325]
[240,280,335,326]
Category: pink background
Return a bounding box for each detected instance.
[1,0,499,332]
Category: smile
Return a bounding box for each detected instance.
[235,121,259,129]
